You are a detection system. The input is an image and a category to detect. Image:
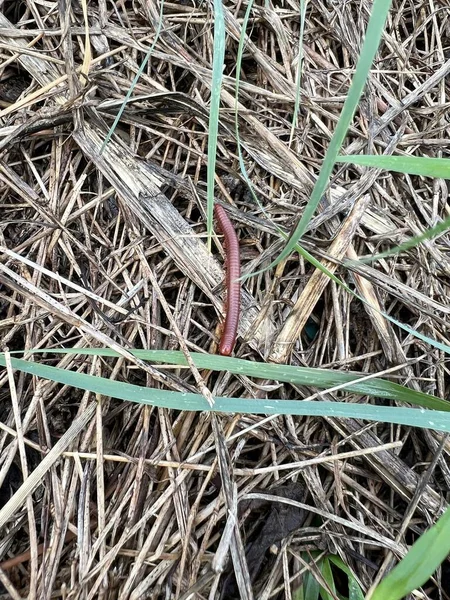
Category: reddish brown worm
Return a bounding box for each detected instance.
[214,204,240,356]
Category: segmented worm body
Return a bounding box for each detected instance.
[214,204,240,356]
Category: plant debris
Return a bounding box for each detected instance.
[0,1,449,598]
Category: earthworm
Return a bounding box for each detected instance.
[214,204,240,356]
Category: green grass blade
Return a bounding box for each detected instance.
[289,0,307,144]
[207,0,226,252]
[319,557,336,600]
[234,0,272,223]
[369,504,450,600]
[336,154,450,178]
[328,556,364,600]
[2,354,450,433]
[16,347,450,412]
[293,584,306,600]
[304,569,321,600]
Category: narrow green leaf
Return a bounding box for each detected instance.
[348,578,365,600]
[289,0,307,144]
[1,355,450,433]
[293,585,305,600]
[369,504,450,600]
[207,0,226,252]
[304,569,321,600]
[319,558,336,600]
[328,556,364,600]
[234,0,271,224]
[336,154,450,179]
[14,347,450,412]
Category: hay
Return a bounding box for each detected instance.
[0,1,449,598]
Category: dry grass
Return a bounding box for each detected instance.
[0,1,449,598]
